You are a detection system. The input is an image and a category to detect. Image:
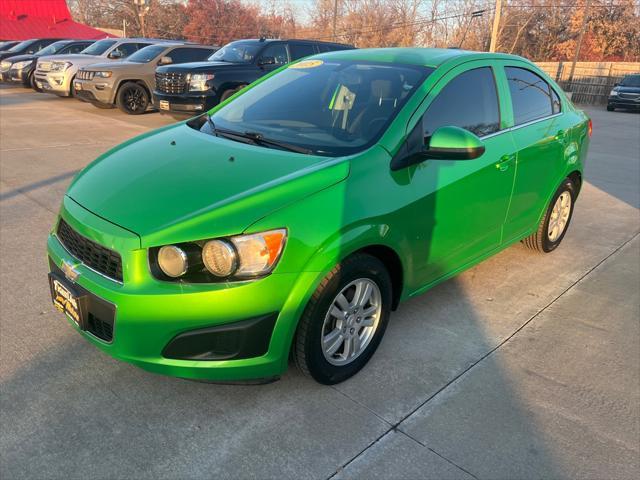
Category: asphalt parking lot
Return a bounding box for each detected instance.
[1,85,639,479]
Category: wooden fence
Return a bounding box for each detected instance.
[535,61,640,105]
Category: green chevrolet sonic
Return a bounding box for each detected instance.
[47,48,591,384]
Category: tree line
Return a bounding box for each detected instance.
[69,0,640,61]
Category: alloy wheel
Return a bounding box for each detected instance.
[321,278,382,366]
[548,191,572,242]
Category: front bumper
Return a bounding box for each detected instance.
[34,69,73,96]
[153,91,220,116]
[74,77,114,105]
[46,197,319,381]
[608,96,640,110]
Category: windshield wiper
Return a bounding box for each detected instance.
[212,127,311,154]
[242,131,312,154]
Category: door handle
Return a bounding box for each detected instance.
[495,154,515,172]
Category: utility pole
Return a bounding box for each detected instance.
[332,0,338,41]
[568,0,592,85]
[459,10,485,49]
[489,0,502,52]
[133,0,150,38]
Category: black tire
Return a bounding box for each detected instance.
[522,177,576,253]
[607,105,615,111]
[220,85,245,103]
[294,253,392,384]
[116,81,149,115]
[69,75,77,97]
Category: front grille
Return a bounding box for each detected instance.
[155,72,187,94]
[619,92,640,100]
[76,70,95,81]
[56,218,123,282]
[87,312,114,341]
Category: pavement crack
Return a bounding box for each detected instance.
[326,231,639,480]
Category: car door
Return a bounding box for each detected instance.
[499,63,568,242]
[403,62,518,286]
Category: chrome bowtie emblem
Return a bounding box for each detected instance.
[61,260,80,282]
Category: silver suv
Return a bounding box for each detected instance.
[74,43,216,114]
[34,38,160,97]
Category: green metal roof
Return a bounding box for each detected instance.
[318,47,526,68]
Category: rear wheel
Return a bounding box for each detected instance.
[522,178,576,253]
[116,82,149,115]
[294,253,392,384]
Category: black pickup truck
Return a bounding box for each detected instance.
[153,38,353,117]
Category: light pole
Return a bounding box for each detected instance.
[332,0,339,41]
[568,0,592,86]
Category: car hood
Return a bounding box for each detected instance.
[38,53,103,65]
[158,61,247,73]
[3,54,36,63]
[615,85,640,94]
[83,60,142,71]
[66,122,350,247]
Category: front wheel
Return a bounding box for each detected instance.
[294,253,392,384]
[522,178,576,253]
[607,105,615,111]
[116,82,149,115]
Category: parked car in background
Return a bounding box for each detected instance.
[34,38,160,97]
[0,38,60,61]
[47,48,590,384]
[153,38,353,117]
[607,73,640,111]
[0,39,94,88]
[0,41,20,52]
[75,43,216,114]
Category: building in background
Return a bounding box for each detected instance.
[0,0,113,39]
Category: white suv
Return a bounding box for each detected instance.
[34,38,158,97]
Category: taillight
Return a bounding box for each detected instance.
[588,118,593,138]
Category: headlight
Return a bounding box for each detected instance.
[151,229,287,282]
[188,73,214,92]
[51,61,72,72]
[94,71,112,78]
[202,240,238,277]
[609,89,619,97]
[12,60,33,70]
[0,61,11,72]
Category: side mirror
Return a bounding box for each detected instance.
[158,56,173,65]
[424,126,485,160]
[613,82,620,87]
[391,125,484,171]
[108,50,123,59]
[258,56,275,66]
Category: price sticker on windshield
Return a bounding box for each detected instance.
[290,60,324,69]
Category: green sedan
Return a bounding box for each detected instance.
[47,48,591,384]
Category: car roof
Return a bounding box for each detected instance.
[314,47,528,68]
[233,38,351,47]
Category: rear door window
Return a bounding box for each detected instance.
[289,43,315,60]
[423,67,501,138]
[506,67,555,125]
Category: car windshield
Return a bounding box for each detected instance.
[208,41,262,63]
[36,41,69,56]
[7,40,34,52]
[620,74,640,87]
[127,45,167,63]
[209,60,432,156]
[80,39,117,56]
